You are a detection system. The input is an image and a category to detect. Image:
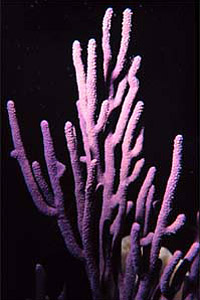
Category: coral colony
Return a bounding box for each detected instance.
[7,7,199,300]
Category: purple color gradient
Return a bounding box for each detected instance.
[7,7,199,300]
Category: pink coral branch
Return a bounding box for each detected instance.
[150,135,183,272]
[135,166,156,226]
[123,223,141,300]
[102,7,113,81]
[7,100,57,217]
[32,160,54,206]
[7,8,198,300]
[82,159,101,299]
[143,184,155,236]
[122,101,144,156]
[165,214,186,236]
[65,121,85,234]
[72,40,87,118]
[113,77,139,146]
[87,39,98,129]
[169,242,200,295]
[134,135,184,300]
[111,9,133,81]
[113,76,128,108]
[160,250,183,297]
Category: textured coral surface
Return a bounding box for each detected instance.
[3,3,198,300]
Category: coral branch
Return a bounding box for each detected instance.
[7,100,57,216]
[112,8,133,81]
[150,135,183,272]
[123,223,141,300]
[102,7,113,81]
[32,160,54,206]
[7,8,198,300]
[143,184,155,236]
[65,121,85,234]
[135,166,156,226]
[160,250,183,297]
[72,40,87,115]
[87,39,97,128]
[82,159,101,299]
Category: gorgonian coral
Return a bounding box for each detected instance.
[7,7,199,300]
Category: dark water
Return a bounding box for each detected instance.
[2,1,198,299]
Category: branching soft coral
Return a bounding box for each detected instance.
[7,8,199,300]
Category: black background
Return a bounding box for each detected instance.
[1,1,198,299]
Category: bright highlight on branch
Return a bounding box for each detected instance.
[7,7,199,300]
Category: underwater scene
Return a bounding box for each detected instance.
[2,1,198,299]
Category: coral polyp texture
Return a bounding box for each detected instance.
[7,7,199,300]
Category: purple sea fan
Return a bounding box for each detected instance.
[7,7,199,300]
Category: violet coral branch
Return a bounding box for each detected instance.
[7,7,199,300]
[65,121,85,235]
[7,100,57,217]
